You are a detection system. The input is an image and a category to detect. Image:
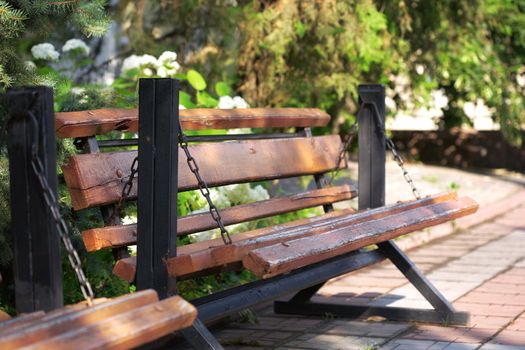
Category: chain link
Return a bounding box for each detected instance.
[177,120,232,245]
[25,111,95,306]
[112,156,139,223]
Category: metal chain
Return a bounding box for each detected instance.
[112,156,139,223]
[26,111,95,306]
[177,120,232,245]
[365,101,422,200]
[328,119,358,185]
[385,138,421,200]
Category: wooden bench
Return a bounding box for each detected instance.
[4,81,478,348]
[0,290,196,350]
[57,79,477,326]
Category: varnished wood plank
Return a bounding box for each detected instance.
[243,197,479,278]
[82,185,357,251]
[112,192,457,281]
[56,108,330,138]
[112,208,357,282]
[113,256,137,283]
[166,192,458,278]
[10,295,196,350]
[0,310,10,322]
[0,290,159,349]
[63,135,342,210]
[0,312,45,334]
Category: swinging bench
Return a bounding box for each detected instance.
[1,80,478,349]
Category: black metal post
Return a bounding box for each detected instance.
[137,78,179,298]
[357,83,461,319]
[6,87,63,312]
[357,84,386,210]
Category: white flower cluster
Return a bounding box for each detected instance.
[31,43,60,61]
[31,39,90,62]
[218,95,249,109]
[463,98,498,130]
[121,51,180,78]
[188,183,269,242]
[62,39,90,55]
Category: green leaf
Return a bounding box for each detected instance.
[214,81,232,97]
[179,91,196,108]
[187,69,207,91]
[196,91,218,107]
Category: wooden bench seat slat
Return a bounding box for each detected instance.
[16,295,196,350]
[63,135,342,210]
[112,207,358,282]
[0,311,45,333]
[56,108,330,138]
[82,184,357,251]
[0,290,159,349]
[243,197,479,278]
[165,192,458,278]
[112,192,458,281]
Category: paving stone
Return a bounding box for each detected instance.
[479,343,525,350]
[491,329,525,346]
[442,343,479,350]
[382,339,439,349]
[507,315,525,331]
[468,315,513,329]
[285,333,385,350]
[319,320,411,338]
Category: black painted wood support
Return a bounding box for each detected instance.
[137,78,179,298]
[357,84,386,210]
[6,87,63,312]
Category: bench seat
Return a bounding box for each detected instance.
[0,290,196,350]
[111,192,476,281]
[243,196,478,278]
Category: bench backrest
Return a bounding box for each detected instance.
[58,105,357,281]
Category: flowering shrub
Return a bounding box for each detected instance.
[188,184,270,242]
[30,43,60,61]
[62,39,90,55]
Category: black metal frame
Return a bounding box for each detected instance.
[5,87,63,313]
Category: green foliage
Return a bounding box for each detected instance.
[0,0,110,89]
[215,81,232,97]
[381,0,525,143]
[117,0,524,142]
[187,69,207,91]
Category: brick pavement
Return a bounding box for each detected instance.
[207,202,525,350]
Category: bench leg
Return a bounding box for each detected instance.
[274,240,469,325]
[181,318,224,350]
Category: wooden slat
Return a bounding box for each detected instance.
[63,135,342,210]
[11,295,196,350]
[165,192,459,278]
[0,290,159,349]
[82,185,357,252]
[112,207,358,282]
[0,312,46,335]
[243,197,479,278]
[113,192,459,281]
[56,108,330,138]
[113,257,137,283]
[0,310,10,322]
